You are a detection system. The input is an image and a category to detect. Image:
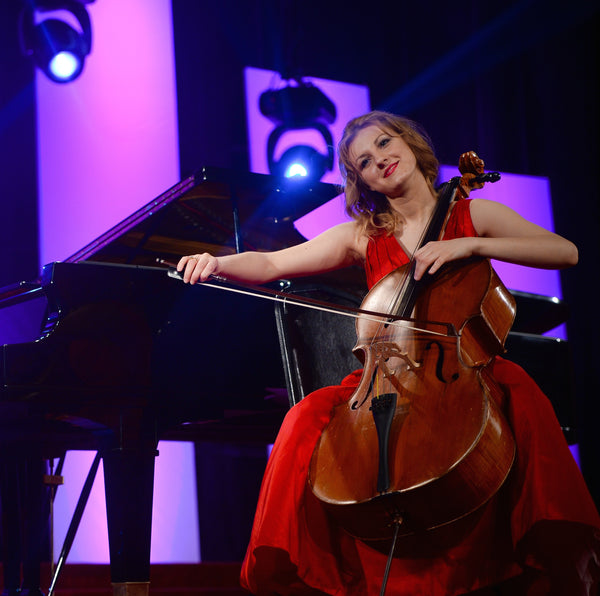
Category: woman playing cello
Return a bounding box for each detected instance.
[177,111,599,595]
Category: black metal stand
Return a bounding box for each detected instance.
[47,452,101,596]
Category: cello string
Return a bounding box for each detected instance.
[398,179,459,316]
[365,180,456,354]
[362,178,460,404]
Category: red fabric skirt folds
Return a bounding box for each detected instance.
[240,358,600,595]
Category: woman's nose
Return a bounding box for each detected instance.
[376,154,388,168]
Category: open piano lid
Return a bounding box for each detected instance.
[66,166,344,266]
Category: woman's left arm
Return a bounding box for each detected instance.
[468,198,578,268]
[413,199,578,280]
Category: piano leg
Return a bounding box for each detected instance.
[0,450,50,596]
[102,444,157,596]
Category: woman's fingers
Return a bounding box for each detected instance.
[413,239,474,280]
[176,253,218,284]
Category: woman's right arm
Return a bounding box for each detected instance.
[176,221,366,285]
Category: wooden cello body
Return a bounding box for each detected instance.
[308,153,516,546]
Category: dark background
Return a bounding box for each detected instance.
[1,0,598,511]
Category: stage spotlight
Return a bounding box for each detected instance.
[19,0,94,84]
[272,145,331,181]
[260,79,337,184]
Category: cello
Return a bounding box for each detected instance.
[308,151,516,554]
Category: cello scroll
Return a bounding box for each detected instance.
[456,150,501,200]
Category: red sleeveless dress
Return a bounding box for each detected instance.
[240,200,600,595]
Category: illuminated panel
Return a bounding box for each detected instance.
[245,66,369,237]
[245,66,370,185]
[37,0,200,563]
[37,0,180,265]
[55,443,200,563]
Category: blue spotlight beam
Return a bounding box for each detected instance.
[380,0,599,114]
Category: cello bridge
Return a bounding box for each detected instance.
[374,342,421,373]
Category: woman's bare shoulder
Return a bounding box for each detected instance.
[320,221,368,261]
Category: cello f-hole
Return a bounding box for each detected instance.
[425,340,460,384]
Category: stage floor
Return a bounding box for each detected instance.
[1,563,250,596]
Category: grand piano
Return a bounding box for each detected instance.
[0,167,575,595]
[0,168,344,595]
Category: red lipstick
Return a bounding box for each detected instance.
[384,162,398,178]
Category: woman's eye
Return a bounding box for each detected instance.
[379,137,390,147]
[359,158,370,170]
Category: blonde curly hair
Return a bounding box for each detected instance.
[338,111,439,236]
